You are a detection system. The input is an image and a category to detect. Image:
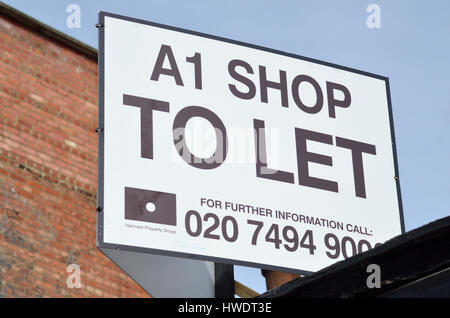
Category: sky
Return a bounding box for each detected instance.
[2,0,449,295]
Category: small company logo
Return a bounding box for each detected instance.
[125,187,177,226]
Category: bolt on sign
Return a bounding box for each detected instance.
[96,12,404,289]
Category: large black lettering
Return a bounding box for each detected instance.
[150,44,184,86]
[123,94,170,160]
[291,75,323,114]
[259,66,289,107]
[327,81,351,118]
[295,128,338,193]
[173,106,228,169]
[228,59,256,100]
[253,119,294,184]
[336,137,376,198]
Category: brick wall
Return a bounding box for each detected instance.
[0,13,148,297]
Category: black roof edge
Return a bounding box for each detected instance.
[0,1,97,60]
[258,216,450,298]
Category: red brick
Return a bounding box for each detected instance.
[0,14,148,298]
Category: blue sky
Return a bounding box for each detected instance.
[3,0,449,295]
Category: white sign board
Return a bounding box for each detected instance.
[97,12,404,275]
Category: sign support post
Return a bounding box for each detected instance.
[214,263,235,298]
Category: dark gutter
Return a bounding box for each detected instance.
[258,216,450,298]
[0,1,97,60]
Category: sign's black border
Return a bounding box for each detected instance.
[96,11,405,276]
